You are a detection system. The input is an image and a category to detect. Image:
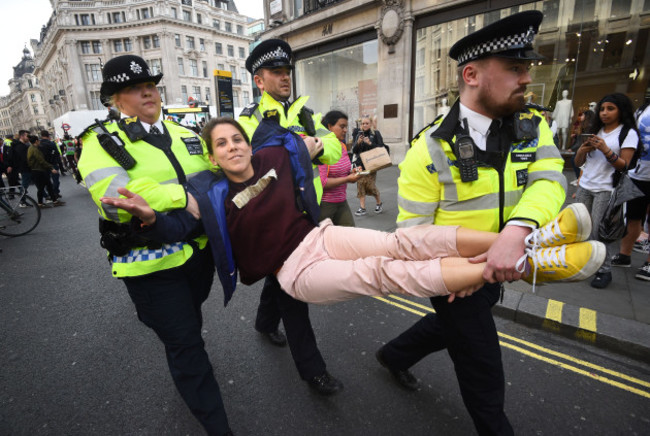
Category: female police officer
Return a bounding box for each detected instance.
[78,55,231,435]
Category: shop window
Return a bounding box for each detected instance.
[542,0,560,28]
[295,40,378,128]
[483,10,501,26]
[610,0,632,18]
[573,0,595,22]
[601,32,627,69]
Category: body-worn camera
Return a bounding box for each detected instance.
[94,119,136,170]
[510,111,541,142]
[453,133,479,182]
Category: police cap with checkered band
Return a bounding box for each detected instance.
[246,39,293,74]
[449,11,544,66]
[99,54,163,99]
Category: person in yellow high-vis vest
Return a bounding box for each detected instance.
[376,12,575,436]
[77,54,232,436]
[238,39,344,396]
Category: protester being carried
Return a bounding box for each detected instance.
[102,117,605,305]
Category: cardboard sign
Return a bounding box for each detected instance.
[360,147,392,172]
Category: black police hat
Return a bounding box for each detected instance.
[99,54,163,98]
[245,39,293,74]
[449,11,544,66]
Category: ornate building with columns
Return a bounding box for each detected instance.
[25,0,254,136]
[0,48,49,137]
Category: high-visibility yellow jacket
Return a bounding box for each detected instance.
[238,91,341,202]
[78,118,212,278]
[397,103,566,231]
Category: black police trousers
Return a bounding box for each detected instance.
[255,275,326,380]
[123,248,231,436]
[381,283,513,436]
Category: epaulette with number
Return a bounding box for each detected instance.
[239,103,259,117]
[411,114,443,143]
[525,103,551,112]
[80,118,115,139]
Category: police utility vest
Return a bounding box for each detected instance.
[238,91,341,203]
[397,102,567,232]
[78,117,212,278]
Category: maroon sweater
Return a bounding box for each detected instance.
[225,146,315,285]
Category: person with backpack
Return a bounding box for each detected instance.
[574,92,641,288]
[609,98,650,280]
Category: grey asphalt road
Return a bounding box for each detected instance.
[2,175,649,436]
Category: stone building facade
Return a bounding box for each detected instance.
[1,0,255,137]
[0,48,50,137]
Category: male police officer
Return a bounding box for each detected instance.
[238,39,343,395]
[376,11,567,435]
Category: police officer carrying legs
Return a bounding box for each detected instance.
[375,11,567,435]
[78,55,232,435]
[238,39,344,395]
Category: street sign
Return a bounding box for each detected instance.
[62,123,71,131]
[214,69,234,118]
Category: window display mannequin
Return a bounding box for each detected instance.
[552,90,574,149]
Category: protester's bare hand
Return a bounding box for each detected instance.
[100,187,156,225]
[186,193,201,220]
[447,284,482,303]
[482,225,530,283]
[303,136,324,159]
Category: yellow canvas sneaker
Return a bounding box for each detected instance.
[522,241,606,284]
[525,203,592,248]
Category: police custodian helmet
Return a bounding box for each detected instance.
[245,39,293,74]
[449,10,544,66]
[99,54,163,99]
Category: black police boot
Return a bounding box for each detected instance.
[375,347,420,391]
[307,371,343,396]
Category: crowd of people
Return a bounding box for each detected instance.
[47,8,647,436]
[0,129,84,208]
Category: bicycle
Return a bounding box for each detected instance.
[0,187,41,236]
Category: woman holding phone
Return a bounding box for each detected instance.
[574,93,640,288]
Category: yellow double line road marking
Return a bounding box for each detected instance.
[374,295,650,399]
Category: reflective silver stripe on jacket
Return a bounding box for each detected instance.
[398,195,438,217]
[252,107,263,123]
[426,133,458,202]
[397,215,435,228]
[84,166,130,220]
[439,190,520,211]
[315,128,331,138]
[535,144,562,160]
[527,169,568,192]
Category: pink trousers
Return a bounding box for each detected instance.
[276,219,460,305]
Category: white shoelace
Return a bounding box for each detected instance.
[525,217,564,248]
[515,244,568,292]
